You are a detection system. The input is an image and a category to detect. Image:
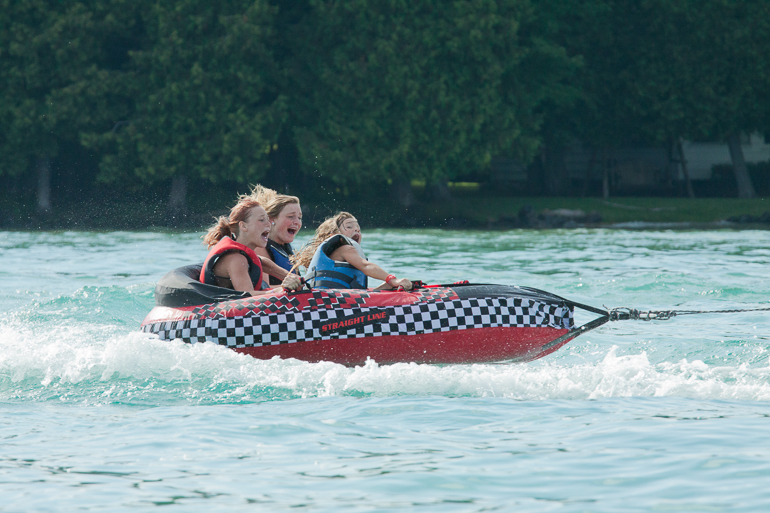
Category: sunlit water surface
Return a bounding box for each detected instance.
[2,228,770,512]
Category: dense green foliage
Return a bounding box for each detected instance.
[291,0,576,188]
[82,0,286,187]
[2,0,770,218]
[0,1,124,176]
[535,0,770,198]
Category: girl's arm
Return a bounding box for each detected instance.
[216,253,259,293]
[258,255,290,281]
[334,245,412,290]
[217,253,301,294]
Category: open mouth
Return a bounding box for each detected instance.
[351,234,361,243]
[261,228,270,243]
[287,228,298,236]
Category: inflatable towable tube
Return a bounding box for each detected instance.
[140,265,584,365]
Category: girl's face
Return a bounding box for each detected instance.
[271,203,303,244]
[339,217,361,244]
[239,206,271,248]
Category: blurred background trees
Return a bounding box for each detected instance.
[1,0,769,220]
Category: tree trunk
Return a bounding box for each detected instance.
[168,175,188,212]
[544,143,569,196]
[424,180,452,202]
[36,157,52,214]
[390,177,414,208]
[665,139,675,189]
[602,148,610,200]
[582,149,596,197]
[676,139,695,198]
[727,133,756,199]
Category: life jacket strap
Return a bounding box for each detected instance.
[306,270,365,289]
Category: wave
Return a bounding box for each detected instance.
[3,313,770,405]
[2,270,769,405]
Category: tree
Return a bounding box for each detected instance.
[602,0,705,198]
[0,1,128,213]
[541,0,770,199]
[83,0,286,211]
[535,0,630,198]
[694,0,770,198]
[616,0,770,198]
[289,0,577,194]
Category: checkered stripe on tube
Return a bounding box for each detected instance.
[141,318,208,343]
[142,296,573,347]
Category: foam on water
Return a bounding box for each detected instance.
[3,299,770,406]
[4,229,770,511]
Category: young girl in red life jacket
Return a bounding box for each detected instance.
[200,196,302,295]
[291,212,412,291]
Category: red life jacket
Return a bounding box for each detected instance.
[200,236,264,291]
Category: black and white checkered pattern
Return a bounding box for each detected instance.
[142,295,573,348]
[143,318,208,343]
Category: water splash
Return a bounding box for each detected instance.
[4,311,770,405]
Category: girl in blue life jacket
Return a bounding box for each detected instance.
[249,185,303,289]
[291,212,412,291]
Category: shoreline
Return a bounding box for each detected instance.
[2,196,770,231]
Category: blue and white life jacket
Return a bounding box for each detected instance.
[263,239,296,287]
[305,234,368,289]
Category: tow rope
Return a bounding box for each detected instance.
[607,306,770,321]
[543,301,770,350]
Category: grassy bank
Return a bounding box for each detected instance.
[407,197,770,226]
[338,196,770,229]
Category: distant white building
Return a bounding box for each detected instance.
[681,134,770,180]
[593,134,770,188]
[489,134,770,193]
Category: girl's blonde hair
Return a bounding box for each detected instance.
[202,196,262,248]
[249,184,300,220]
[291,212,356,269]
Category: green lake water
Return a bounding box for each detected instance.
[2,228,770,511]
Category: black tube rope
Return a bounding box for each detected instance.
[550,301,770,350]
[606,306,770,321]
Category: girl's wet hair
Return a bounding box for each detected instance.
[202,197,262,248]
[291,212,355,269]
[250,184,300,220]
